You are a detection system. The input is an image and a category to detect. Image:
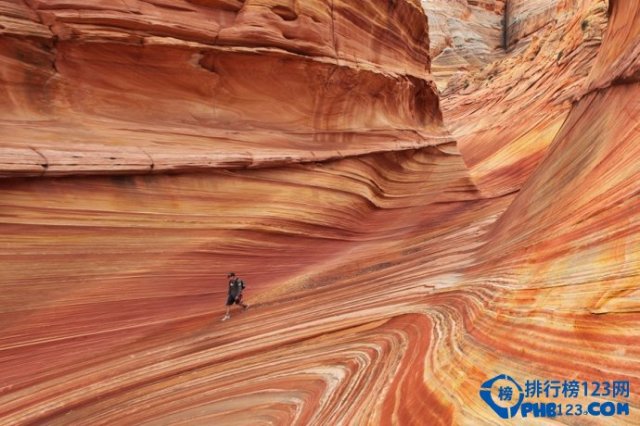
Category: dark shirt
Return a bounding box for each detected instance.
[228,278,244,298]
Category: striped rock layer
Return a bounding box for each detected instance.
[421,0,506,90]
[0,0,639,424]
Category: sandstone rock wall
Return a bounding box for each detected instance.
[422,0,505,89]
[463,1,640,417]
[0,2,484,423]
[444,0,608,197]
[1,0,447,177]
[0,144,492,424]
[1,0,639,424]
[483,0,640,278]
[506,0,561,47]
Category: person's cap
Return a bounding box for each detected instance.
[227,272,236,277]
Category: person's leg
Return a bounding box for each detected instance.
[237,293,249,310]
[222,296,232,320]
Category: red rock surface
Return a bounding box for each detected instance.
[422,0,506,89]
[444,0,609,196]
[1,0,639,424]
[1,0,446,176]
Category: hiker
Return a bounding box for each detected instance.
[222,272,248,321]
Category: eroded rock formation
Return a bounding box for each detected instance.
[444,0,609,196]
[0,0,638,424]
[422,0,506,90]
[1,0,445,176]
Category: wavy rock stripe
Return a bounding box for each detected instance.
[421,0,506,90]
[1,0,640,424]
[1,143,505,424]
[464,0,640,422]
[0,227,506,425]
[587,0,640,89]
[506,0,563,47]
[0,0,444,177]
[443,0,609,197]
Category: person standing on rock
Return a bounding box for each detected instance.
[222,272,249,321]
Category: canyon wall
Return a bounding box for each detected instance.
[506,0,563,47]
[441,1,640,423]
[1,0,639,424]
[1,1,482,423]
[1,0,446,177]
[444,0,608,196]
[421,0,506,89]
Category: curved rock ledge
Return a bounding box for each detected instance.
[0,0,639,424]
[1,0,445,177]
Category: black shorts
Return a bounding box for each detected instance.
[226,293,243,306]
